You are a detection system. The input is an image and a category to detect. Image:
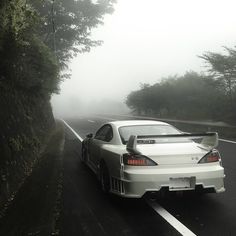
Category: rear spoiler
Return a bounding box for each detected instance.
[126,132,218,154]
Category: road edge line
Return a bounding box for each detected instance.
[61,119,84,142]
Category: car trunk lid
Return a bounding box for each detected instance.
[136,142,207,165]
[126,133,218,165]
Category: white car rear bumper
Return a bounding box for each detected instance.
[111,165,225,198]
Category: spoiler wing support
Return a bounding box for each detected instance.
[200,132,218,150]
[126,135,141,155]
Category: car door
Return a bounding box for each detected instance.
[89,125,113,172]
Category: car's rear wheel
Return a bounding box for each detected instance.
[81,146,88,164]
[100,162,110,193]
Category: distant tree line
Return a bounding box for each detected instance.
[126,48,236,123]
[0,0,115,95]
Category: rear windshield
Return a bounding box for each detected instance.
[119,125,181,144]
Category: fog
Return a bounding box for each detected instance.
[52,0,236,118]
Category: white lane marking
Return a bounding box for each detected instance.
[88,120,95,123]
[62,119,84,142]
[219,138,236,144]
[146,199,196,236]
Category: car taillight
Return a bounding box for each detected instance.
[122,153,157,166]
[198,150,221,164]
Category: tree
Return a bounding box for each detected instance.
[126,72,225,121]
[0,0,59,94]
[200,47,236,106]
[0,0,115,94]
[32,0,116,71]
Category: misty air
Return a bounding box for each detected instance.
[0,0,236,235]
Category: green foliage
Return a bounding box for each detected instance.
[8,136,24,152]
[0,0,58,94]
[0,0,37,46]
[31,0,116,70]
[127,46,236,123]
[0,0,115,94]
[126,71,232,121]
[200,47,236,103]
[1,34,59,93]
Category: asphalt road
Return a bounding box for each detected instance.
[62,115,236,236]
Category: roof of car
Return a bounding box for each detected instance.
[108,120,169,127]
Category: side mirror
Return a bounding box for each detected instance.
[86,133,93,139]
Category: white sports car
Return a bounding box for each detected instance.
[81,120,225,198]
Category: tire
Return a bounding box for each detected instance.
[81,146,87,164]
[100,162,110,193]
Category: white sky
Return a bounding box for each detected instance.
[52,0,236,116]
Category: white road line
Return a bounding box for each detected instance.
[219,138,236,144]
[146,199,196,236]
[88,120,95,123]
[62,119,84,142]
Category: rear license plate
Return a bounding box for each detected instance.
[169,177,195,191]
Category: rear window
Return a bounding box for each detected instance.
[119,125,181,144]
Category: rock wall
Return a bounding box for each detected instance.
[0,84,55,209]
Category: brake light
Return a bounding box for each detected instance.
[123,153,157,166]
[128,159,146,165]
[198,150,220,164]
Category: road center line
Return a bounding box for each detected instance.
[61,119,196,236]
[62,119,84,142]
[146,199,196,236]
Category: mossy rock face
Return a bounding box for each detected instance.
[8,137,23,153]
[0,141,11,165]
[0,85,55,209]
